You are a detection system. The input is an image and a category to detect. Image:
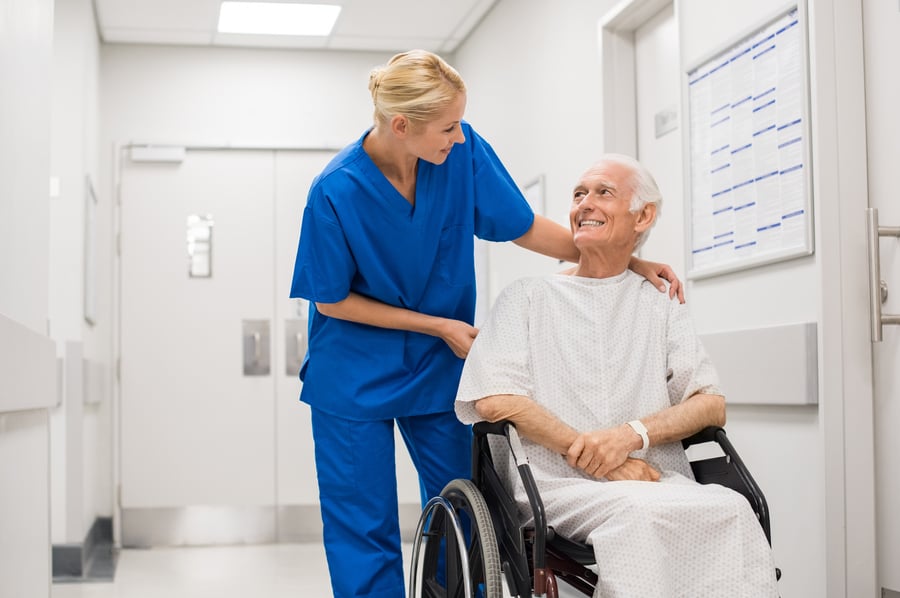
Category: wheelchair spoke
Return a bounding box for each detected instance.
[407,479,504,598]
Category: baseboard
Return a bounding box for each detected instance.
[52,517,118,583]
[120,503,423,548]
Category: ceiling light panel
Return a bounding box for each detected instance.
[217,2,342,36]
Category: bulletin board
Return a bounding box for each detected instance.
[684,5,813,280]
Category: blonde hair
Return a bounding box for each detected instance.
[368,50,466,126]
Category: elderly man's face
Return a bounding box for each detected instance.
[569,160,642,252]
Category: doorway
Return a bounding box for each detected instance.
[862,1,900,594]
[116,148,423,545]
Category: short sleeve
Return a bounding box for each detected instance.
[467,127,534,242]
[289,187,356,303]
[455,280,534,423]
[665,300,722,406]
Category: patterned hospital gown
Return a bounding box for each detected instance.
[455,272,778,597]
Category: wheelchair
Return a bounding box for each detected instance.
[408,420,779,597]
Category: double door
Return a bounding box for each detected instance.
[118,149,420,545]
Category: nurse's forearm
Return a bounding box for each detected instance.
[513,214,580,262]
[315,292,472,339]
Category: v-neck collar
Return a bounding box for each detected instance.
[357,130,428,221]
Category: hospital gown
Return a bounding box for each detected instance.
[455,271,779,597]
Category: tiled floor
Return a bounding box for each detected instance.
[50,542,586,597]
[51,543,374,598]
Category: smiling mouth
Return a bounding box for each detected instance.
[578,219,606,227]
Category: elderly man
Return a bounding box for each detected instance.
[455,154,778,597]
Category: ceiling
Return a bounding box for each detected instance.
[94,0,499,53]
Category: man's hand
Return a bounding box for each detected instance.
[605,458,661,482]
[566,424,642,479]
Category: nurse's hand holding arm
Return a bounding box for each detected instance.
[316,292,478,358]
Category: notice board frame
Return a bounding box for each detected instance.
[683,3,814,280]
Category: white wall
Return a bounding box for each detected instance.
[101,45,390,150]
[49,0,107,548]
[0,0,56,595]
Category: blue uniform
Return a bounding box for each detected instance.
[290,122,533,598]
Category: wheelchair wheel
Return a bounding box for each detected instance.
[408,479,504,598]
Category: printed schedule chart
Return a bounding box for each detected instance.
[685,6,813,279]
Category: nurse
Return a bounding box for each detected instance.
[289,49,682,598]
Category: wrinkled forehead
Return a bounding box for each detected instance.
[577,160,633,192]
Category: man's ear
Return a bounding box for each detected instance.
[390,114,409,137]
[635,202,657,233]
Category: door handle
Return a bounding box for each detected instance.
[865,208,900,342]
[252,332,261,362]
[284,319,306,376]
[242,319,270,375]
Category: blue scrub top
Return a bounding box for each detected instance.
[290,122,534,420]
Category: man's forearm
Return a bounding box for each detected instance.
[640,392,725,447]
[474,394,578,456]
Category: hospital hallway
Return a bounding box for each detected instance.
[5,0,900,597]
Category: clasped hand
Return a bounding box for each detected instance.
[566,426,660,482]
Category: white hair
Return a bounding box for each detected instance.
[596,153,662,251]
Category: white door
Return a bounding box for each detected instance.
[633,3,683,275]
[119,150,278,541]
[119,148,421,545]
[862,1,900,594]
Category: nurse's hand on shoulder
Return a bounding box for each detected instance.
[438,319,479,359]
[628,256,685,303]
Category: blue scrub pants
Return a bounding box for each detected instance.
[311,408,472,598]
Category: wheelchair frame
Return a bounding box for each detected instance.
[408,420,778,598]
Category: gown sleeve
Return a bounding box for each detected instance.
[665,299,722,406]
[455,279,534,423]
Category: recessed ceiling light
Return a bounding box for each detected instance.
[217,2,341,36]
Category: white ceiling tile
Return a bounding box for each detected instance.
[331,0,478,37]
[102,27,215,46]
[93,0,498,52]
[96,0,220,30]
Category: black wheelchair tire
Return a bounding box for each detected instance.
[411,478,504,598]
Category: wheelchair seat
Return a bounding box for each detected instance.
[408,420,779,598]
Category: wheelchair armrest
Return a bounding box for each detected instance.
[473,420,514,438]
[681,425,723,448]
[471,420,553,576]
[682,426,773,545]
